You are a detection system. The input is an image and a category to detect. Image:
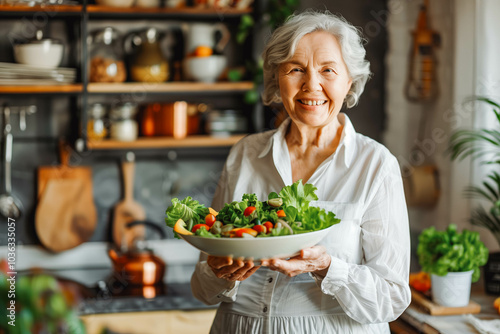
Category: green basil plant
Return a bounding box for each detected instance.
[417,224,489,282]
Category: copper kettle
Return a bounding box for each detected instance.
[108,220,166,286]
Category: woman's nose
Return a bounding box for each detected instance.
[302,71,322,92]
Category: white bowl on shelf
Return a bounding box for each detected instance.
[96,0,135,7]
[184,55,227,83]
[14,41,63,69]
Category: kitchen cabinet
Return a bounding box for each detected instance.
[0,1,258,151]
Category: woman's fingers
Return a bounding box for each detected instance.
[207,255,233,269]
[224,260,260,281]
[208,256,260,281]
[300,245,326,259]
[264,246,330,277]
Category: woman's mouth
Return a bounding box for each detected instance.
[298,99,327,106]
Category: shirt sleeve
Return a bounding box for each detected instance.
[317,161,411,324]
[191,252,241,305]
[190,162,241,305]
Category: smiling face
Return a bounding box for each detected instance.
[278,31,352,128]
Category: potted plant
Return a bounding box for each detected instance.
[417,224,488,307]
[448,97,500,294]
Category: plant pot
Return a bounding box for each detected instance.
[431,270,473,307]
[484,251,500,295]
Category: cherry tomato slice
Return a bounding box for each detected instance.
[276,210,286,218]
[252,225,267,234]
[263,221,273,233]
[205,214,216,227]
[192,224,210,233]
[243,206,257,217]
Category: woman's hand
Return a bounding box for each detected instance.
[261,245,331,278]
[207,256,261,282]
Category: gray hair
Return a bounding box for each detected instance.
[262,10,371,108]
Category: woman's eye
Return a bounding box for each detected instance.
[291,68,302,73]
[324,68,335,73]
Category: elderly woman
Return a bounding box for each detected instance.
[191,10,411,334]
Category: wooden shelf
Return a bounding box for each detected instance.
[87,81,254,93]
[0,84,83,94]
[0,4,83,12]
[86,5,252,16]
[87,135,246,150]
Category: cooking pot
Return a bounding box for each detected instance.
[108,220,166,286]
[14,30,63,68]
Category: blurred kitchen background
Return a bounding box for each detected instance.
[0,0,499,333]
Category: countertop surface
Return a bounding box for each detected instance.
[29,267,218,316]
[79,282,218,315]
[397,283,499,334]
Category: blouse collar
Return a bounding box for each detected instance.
[257,112,356,168]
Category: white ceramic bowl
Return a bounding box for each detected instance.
[178,225,335,260]
[96,0,135,7]
[14,42,63,68]
[184,55,227,83]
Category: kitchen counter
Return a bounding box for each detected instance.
[392,283,499,334]
[35,266,217,315]
[39,266,219,334]
[80,282,217,315]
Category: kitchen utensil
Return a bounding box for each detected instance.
[112,152,146,249]
[178,224,336,260]
[410,287,480,315]
[183,55,227,82]
[36,142,97,252]
[108,220,166,286]
[13,30,63,69]
[184,22,230,55]
[125,28,170,83]
[405,0,440,102]
[0,106,23,219]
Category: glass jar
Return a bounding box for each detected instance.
[89,27,126,83]
[87,103,108,141]
[110,103,139,141]
[128,28,169,83]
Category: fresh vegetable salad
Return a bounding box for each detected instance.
[166,180,340,238]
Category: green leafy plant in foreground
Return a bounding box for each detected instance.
[449,97,500,246]
[417,224,488,282]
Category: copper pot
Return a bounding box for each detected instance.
[108,220,166,286]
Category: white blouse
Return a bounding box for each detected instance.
[191,114,411,334]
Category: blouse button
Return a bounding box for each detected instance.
[268,277,273,283]
[263,306,268,313]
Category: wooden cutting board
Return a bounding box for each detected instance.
[411,288,481,315]
[35,143,97,252]
[112,157,145,249]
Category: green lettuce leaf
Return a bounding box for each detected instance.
[165,197,209,229]
[279,180,318,212]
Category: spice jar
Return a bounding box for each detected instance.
[87,103,108,141]
[110,103,139,141]
[89,27,126,83]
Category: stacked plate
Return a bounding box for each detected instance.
[0,62,76,85]
[1,0,80,5]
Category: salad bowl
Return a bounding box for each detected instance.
[178,224,335,260]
